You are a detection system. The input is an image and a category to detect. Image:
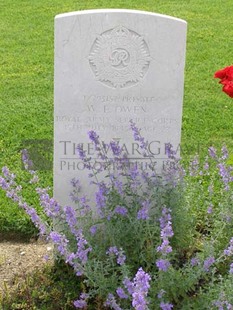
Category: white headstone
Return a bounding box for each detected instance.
[54,9,187,206]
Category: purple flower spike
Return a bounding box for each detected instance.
[130,120,148,154]
[217,162,232,191]
[73,299,87,309]
[36,188,61,218]
[203,256,215,272]
[123,278,134,295]
[76,231,92,264]
[157,239,172,255]
[88,130,99,147]
[229,263,233,274]
[95,182,108,217]
[116,287,128,299]
[221,145,229,160]
[49,231,69,256]
[137,200,150,220]
[157,207,173,266]
[132,267,151,310]
[21,149,34,171]
[110,140,122,156]
[90,225,97,235]
[0,176,9,190]
[207,205,213,214]
[156,259,171,272]
[190,257,200,267]
[106,246,126,265]
[104,293,122,310]
[208,146,217,159]
[224,238,233,256]
[74,293,88,309]
[64,205,78,234]
[76,144,87,161]
[160,302,173,310]
[114,206,128,216]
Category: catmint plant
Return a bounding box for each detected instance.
[1,121,233,309]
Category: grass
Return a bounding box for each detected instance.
[0,0,233,234]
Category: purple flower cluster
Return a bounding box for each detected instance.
[207,145,233,191]
[217,162,233,191]
[37,188,92,275]
[64,205,78,234]
[190,257,200,267]
[21,149,40,183]
[95,181,109,217]
[112,178,124,196]
[106,246,126,265]
[123,277,134,295]
[128,163,141,191]
[224,237,233,256]
[156,259,171,272]
[114,205,128,217]
[105,293,122,310]
[21,149,33,171]
[116,287,129,299]
[203,256,215,272]
[137,200,150,220]
[208,146,217,159]
[156,207,173,272]
[70,179,91,216]
[0,175,9,190]
[157,239,172,255]
[70,178,82,203]
[160,302,174,310]
[230,263,233,274]
[74,292,88,309]
[130,120,148,155]
[110,140,122,157]
[50,228,91,276]
[221,145,229,160]
[1,167,15,189]
[207,204,213,214]
[87,130,109,161]
[89,225,97,235]
[213,298,233,310]
[76,230,92,264]
[159,208,174,238]
[203,158,210,172]
[78,196,91,216]
[165,143,175,159]
[49,231,69,256]
[122,269,151,309]
[88,130,99,147]
[223,238,233,273]
[189,155,199,176]
[36,187,61,218]
[76,144,86,161]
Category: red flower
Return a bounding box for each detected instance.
[214,65,233,98]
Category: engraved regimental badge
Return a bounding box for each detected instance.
[89,26,151,89]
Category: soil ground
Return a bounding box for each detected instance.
[0,236,53,297]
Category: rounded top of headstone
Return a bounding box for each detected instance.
[55,9,187,25]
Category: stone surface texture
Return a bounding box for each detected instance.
[54,9,187,206]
